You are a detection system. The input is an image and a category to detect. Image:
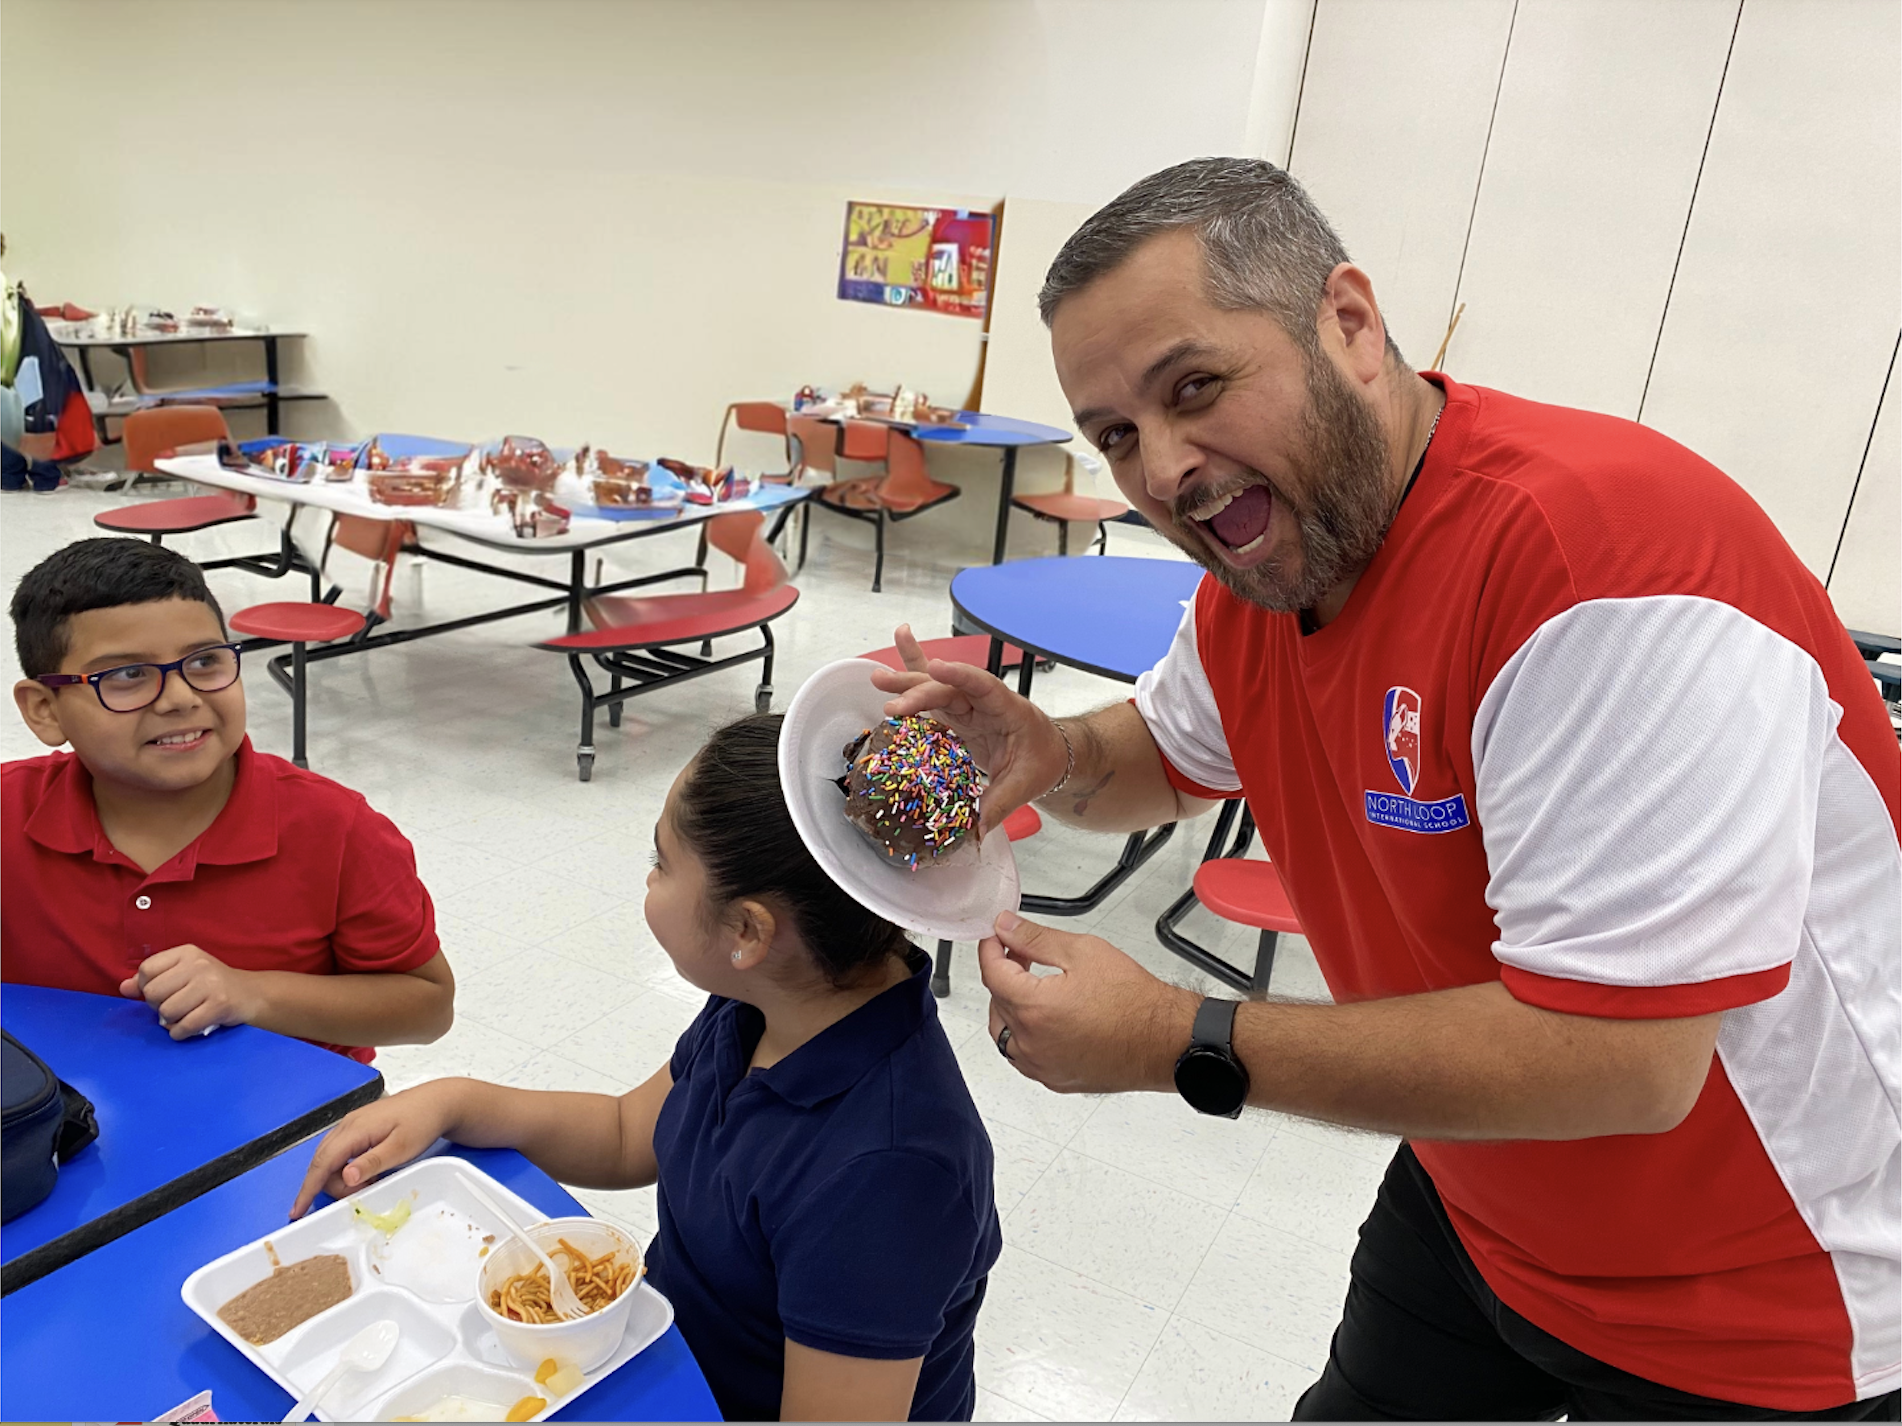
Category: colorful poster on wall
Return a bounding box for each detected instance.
[837,203,993,319]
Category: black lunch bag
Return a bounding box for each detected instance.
[2,1030,99,1223]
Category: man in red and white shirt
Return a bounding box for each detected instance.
[876,158,1899,1418]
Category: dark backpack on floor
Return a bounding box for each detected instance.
[2,1030,99,1223]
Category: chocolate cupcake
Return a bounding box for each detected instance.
[838,716,981,869]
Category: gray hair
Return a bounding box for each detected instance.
[1039,157,1390,357]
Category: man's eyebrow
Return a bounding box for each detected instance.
[1072,340,1221,432]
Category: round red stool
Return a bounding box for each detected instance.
[228,602,367,768]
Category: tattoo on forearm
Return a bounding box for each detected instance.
[1070,771,1115,816]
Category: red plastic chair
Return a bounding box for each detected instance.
[815,426,960,592]
[1154,800,1300,996]
[855,633,1030,678]
[95,406,255,537]
[225,515,408,768]
[1011,452,1129,556]
[538,512,797,782]
[714,402,793,477]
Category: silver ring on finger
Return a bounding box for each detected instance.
[996,1024,1013,1060]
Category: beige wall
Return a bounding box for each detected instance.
[2,0,1307,556]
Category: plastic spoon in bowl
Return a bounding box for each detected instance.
[281,1317,399,1422]
[459,1172,587,1321]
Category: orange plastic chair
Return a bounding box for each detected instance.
[538,511,798,781]
[815,426,960,592]
[856,633,1031,679]
[1155,800,1300,996]
[1011,452,1129,556]
[714,402,793,477]
[95,406,256,539]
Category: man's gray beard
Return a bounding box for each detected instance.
[1169,353,1394,613]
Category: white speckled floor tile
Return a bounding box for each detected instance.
[974,1384,1051,1421]
[533,909,681,988]
[1007,1150,1230,1309]
[1233,1132,1389,1256]
[974,1245,1168,1422]
[1174,1212,1353,1373]
[987,1120,1065,1219]
[558,986,707,1086]
[498,1049,629,1098]
[370,1011,541,1094]
[1111,1318,1312,1422]
[451,949,649,1047]
[953,1021,1103,1146]
[1069,1089,1277,1210]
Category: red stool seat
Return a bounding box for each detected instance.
[1000,804,1042,841]
[229,602,367,644]
[1192,858,1301,934]
[94,493,255,537]
[1012,492,1129,523]
[857,634,1029,672]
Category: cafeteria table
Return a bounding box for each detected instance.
[788,402,1072,563]
[0,985,381,1295]
[0,1144,721,1422]
[948,554,1207,914]
[908,411,1073,564]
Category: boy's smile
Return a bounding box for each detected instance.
[15,598,247,795]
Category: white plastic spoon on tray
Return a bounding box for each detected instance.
[459,1172,588,1321]
[281,1317,399,1422]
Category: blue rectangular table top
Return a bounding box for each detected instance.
[0,1144,720,1422]
[1,985,381,1289]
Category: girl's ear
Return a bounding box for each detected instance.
[729,899,779,972]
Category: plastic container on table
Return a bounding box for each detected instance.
[180,1157,670,1423]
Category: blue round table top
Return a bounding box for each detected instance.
[910,411,1073,447]
[951,555,1205,683]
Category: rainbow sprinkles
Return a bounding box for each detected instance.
[837,716,983,869]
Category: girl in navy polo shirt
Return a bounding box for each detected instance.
[295,714,1002,1422]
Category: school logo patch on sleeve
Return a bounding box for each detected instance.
[1366,685,1470,834]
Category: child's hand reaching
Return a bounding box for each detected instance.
[291,1079,469,1219]
[119,943,260,1039]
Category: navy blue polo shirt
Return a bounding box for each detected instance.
[646,954,1002,1422]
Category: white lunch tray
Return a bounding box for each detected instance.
[180,1156,673,1422]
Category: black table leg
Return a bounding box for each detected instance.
[567,549,586,634]
[264,337,281,433]
[991,447,1018,564]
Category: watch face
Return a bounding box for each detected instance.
[1175,1046,1248,1117]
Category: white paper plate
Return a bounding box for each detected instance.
[779,659,1019,943]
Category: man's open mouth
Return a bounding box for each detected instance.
[1185,483,1274,555]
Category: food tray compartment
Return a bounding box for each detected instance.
[273,1290,456,1419]
[181,1157,673,1422]
[376,1360,542,1422]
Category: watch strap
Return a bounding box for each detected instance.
[1191,996,1240,1052]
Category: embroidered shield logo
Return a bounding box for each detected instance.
[1383,686,1421,795]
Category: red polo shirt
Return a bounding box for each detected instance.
[1,737,441,1063]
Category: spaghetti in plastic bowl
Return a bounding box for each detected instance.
[475,1217,642,1373]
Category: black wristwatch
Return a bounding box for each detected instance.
[1174,997,1250,1118]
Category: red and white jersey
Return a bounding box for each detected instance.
[1134,374,1900,1410]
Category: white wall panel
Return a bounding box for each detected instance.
[1288,0,1515,364]
[1640,0,1902,575]
[1442,0,1736,416]
[1829,363,1900,638]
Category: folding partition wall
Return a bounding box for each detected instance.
[1287,0,1900,634]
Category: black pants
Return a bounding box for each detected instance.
[1294,1144,1900,1422]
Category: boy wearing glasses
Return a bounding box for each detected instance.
[3,537,454,1060]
